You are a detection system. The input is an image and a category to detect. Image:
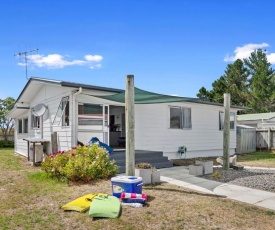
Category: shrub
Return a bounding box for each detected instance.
[212,170,222,179]
[41,145,118,182]
[0,140,14,148]
[135,162,153,169]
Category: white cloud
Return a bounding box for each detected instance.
[84,55,103,62]
[18,54,103,69]
[267,53,275,64]
[90,63,102,69]
[223,43,275,64]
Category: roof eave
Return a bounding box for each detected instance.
[15,77,62,103]
[60,81,123,93]
[192,100,251,110]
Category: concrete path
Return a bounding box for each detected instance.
[160,166,275,211]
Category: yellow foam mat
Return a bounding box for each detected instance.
[61,193,107,212]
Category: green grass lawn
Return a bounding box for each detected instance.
[237,151,275,167]
[0,148,23,171]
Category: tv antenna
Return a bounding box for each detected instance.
[14,48,39,80]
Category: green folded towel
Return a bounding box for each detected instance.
[89,195,121,218]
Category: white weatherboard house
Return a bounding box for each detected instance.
[7,77,246,160]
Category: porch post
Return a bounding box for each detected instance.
[125,75,135,176]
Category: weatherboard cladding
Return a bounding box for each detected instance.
[134,102,237,158]
[14,84,74,156]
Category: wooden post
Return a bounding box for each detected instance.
[27,141,30,161]
[223,93,230,170]
[51,132,58,153]
[268,127,271,150]
[125,75,135,176]
[33,142,35,165]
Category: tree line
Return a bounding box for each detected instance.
[0,97,15,140]
[197,49,275,113]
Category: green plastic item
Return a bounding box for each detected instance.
[89,195,121,218]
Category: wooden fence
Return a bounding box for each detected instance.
[236,126,275,153]
[236,125,256,154]
[256,128,275,150]
[0,134,14,141]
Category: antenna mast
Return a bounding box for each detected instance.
[14,48,39,80]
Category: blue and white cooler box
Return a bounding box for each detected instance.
[111,176,143,198]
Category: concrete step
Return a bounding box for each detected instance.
[110,150,164,161]
[110,150,173,174]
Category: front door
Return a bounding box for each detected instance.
[77,103,109,145]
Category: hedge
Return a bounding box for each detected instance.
[0,140,14,148]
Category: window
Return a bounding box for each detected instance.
[52,96,69,126]
[18,118,28,134]
[62,97,69,126]
[24,118,28,133]
[18,119,23,133]
[78,103,103,126]
[170,107,192,129]
[31,114,40,129]
[219,112,235,130]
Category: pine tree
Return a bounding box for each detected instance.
[244,49,275,112]
[197,59,249,106]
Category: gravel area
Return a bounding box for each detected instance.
[201,167,275,193]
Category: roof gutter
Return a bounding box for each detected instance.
[72,87,82,146]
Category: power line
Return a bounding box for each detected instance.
[14,49,39,80]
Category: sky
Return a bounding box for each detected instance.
[1,0,275,100]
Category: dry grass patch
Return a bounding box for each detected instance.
[1,148,275,229]
[237,151,275,168]
[238,161,275,168]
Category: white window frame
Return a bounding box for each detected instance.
[169,106,192,129]
[23,117,28,133]
[31,113,40,129]
[18,119,23,134]
[78,103,104,126]
[62,97,70,127]
[18,118,28,134]
[52,96,70,127]
[219,111,235,130]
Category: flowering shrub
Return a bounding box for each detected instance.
[41,145,118,182]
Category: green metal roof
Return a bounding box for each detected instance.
[237,112,275,121]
